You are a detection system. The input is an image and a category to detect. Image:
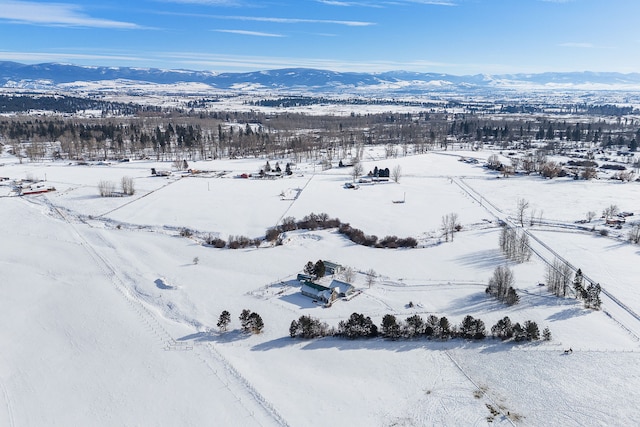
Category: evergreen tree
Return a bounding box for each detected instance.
[573,269,586,300]
[524,320,540,341]
[491,316,513,340]
[292,315,328,338]
[217,310,231,332]
[438,316,451,339]
[248,312,264,334]
[512,323,527,342]
[546,124,554,140]
[460,315,486,339]
[505,287,520,305]
[338,313,378,339]
[239,309,252,332]
[542,327,552,341]
[586,283,602,309]
[381,314,401,339]
[425,315,440,337]
[303,261,315,276]
[313,260,326,278]
[404,314,425,338]
[289,319,300,338]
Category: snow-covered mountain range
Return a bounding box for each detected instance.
[2,61,640,94]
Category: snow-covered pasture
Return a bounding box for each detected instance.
[1,150,640,426]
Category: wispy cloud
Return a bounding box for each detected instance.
[559,42,594,49]
[221,15,374,26]
[559,42,615,50]
[161,51,457,72]
[318,0,456,6]
[154,10,375,26]
[0,1,141,29]
[0,50,144,63]
[316,0,384,7]
[405,0,457,5]
[159,0,240,4]
[214,29,285,37]
[0,50,538,75]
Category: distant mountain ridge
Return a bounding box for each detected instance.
[1,61,640,93]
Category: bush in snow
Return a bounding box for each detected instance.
[337,313,378,339]
[289,315,330,339]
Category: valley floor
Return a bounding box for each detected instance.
[1,151,640,426]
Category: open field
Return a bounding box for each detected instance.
[1,149,640,426]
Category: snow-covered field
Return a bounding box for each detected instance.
[1,149,640,426]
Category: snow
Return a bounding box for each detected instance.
[1,148,640,426]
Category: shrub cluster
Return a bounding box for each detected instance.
[270,212,418,249]
[289,315,331,338]
[228,235,259,249]
[186,211,420,250]
[337,313,378,339]
[339,224,417,248]
[205,234,227,248]
[491,316,546,341]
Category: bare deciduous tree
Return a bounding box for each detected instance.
[121,176,135,195]
[499,227,531,262]
[365,269,377,288]
[441,212,459,242]
[581,166,597,180]
[486,265,517,304]
[352,160,363,182]
[546,258,573,297]
[392,165,402,183]
[341,266,355,283]
[602,204,619,219]
[628,224,640,244]
[98,180,116,197]
[517,198,529,226]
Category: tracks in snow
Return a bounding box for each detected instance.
[23,195,289,427]
[0,381,15,427]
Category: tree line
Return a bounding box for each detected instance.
[2,106,639,164]
[289,312,549,343]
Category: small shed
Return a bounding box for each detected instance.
[323,261,343,276]
[297,273,314,282]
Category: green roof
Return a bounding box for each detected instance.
[301,280,330,291]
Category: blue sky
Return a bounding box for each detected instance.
[0,0,638,74]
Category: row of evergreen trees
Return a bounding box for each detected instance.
[289,313,549,342]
